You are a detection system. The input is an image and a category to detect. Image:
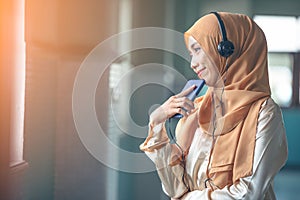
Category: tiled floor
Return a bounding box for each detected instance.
[274,168,300,200]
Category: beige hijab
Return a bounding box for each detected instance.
[183,12,271,186]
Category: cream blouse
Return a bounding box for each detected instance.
[140,98,288,199]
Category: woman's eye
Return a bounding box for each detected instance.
[194,47,201,53]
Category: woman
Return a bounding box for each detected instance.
[140,12,288,199]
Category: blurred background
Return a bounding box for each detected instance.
[1,0,300,199]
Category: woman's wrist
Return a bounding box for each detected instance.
[149,106,167,126]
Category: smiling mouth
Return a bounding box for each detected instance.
[196,67,206,76]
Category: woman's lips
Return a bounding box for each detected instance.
[196,67,206,76]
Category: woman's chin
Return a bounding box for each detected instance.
[198,75,207,83]
[197,74,204,80]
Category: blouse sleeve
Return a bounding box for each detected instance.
[140,122,190,198]
[179,98,288,200]
[139,122,169,152]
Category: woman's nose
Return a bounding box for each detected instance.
[190,56,198,69]
[191,60,198,69]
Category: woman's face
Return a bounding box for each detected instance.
[188,36,219,86]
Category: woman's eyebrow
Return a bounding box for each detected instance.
[190,42,198,49]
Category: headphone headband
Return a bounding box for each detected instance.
[210,12,234,58]
[211,12,228,41]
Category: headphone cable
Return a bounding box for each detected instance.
[166,118,191,192]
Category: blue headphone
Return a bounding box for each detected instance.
[210,12,235,58]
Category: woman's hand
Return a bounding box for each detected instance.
[150,85,196,125]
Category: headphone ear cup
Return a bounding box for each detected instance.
[218,40,234,58]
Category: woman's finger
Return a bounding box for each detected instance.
[176,84,196,98]
[174,99,194,112]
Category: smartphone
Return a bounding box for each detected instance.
[172,79,205,119]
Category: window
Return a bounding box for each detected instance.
[254,15,300,107]
[253,15,300,52]
[267,53,293,107]
[9,0,26,167]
